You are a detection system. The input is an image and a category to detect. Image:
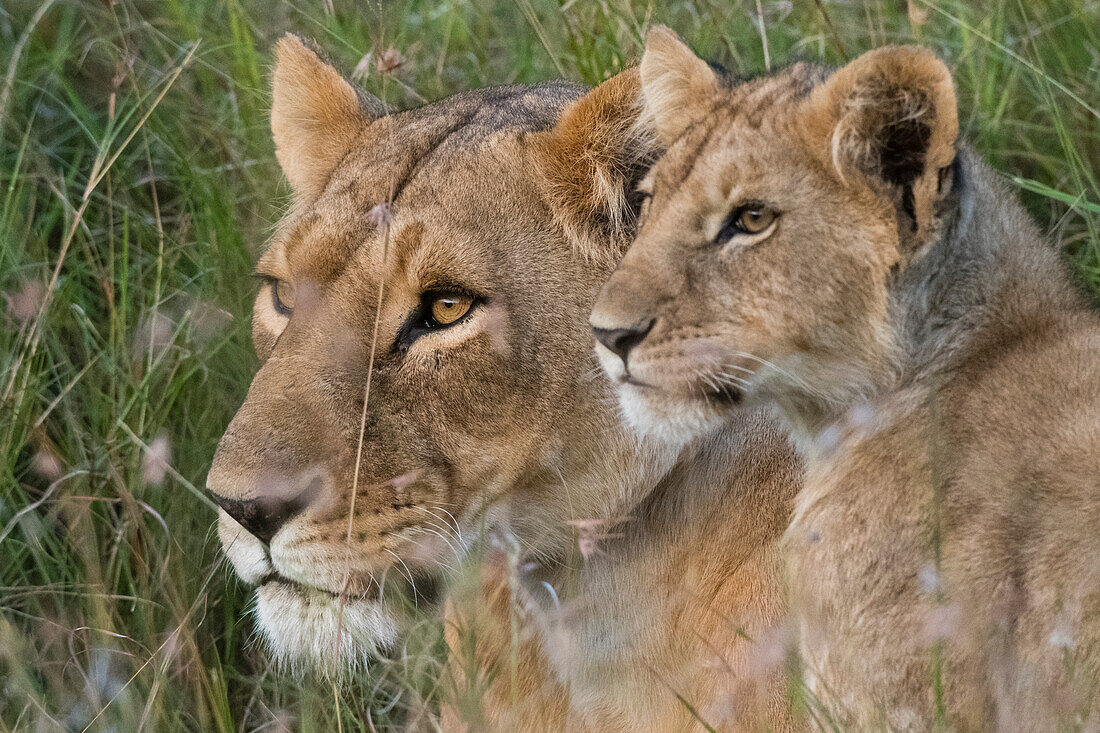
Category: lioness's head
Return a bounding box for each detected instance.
[208,36,657,669]
[590,28,958,444]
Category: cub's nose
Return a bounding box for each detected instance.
[592,320,654,365]
[210,490,313,546]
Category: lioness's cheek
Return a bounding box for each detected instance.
[252,306,284,361]
[252,318,275,361]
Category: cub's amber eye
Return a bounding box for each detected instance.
[271,279,295,315]
[716,202,778,244]
[737,206,777,234]
[429,294,473,326]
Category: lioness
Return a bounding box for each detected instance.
[207,35,802,730]
[591,27,1100,730]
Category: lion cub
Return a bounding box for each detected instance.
[591,27,1100,730]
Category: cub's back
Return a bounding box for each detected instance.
[936,306,1100,727]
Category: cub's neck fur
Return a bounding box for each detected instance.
[894,150,1087,382]
[793,148,1092,445]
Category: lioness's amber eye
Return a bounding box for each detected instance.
[736,206,777,234]
[429,295,473,326]
[272,280,295,315]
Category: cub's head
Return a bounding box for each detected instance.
[591,27,958,445]
[208,36,654,670]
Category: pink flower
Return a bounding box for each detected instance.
[920,603,961,643]
[365,202,394,229]
[141,431,172,485]
[566,517,626,560]
[374,47,405,75]
[31,448,63,481]
[4,280,46,326]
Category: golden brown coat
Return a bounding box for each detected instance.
[592,26,1100,731]
[207,35,803,731]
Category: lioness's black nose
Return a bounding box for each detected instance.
[210,491,312,546]
[593,320,654,365]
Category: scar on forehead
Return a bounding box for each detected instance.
[258,189,440,291]
[388,221,426,277]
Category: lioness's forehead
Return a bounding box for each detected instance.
[265,82,586,280]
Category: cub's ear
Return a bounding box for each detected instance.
[531,67,657,263]
[271,35,385,200]
[640,25,719,146]
[803,45,958,242]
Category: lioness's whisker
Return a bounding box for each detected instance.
[407,519,462,558]
[415,505,464,542]
[385,548,420,607]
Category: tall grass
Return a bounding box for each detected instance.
[1,0,1097,729]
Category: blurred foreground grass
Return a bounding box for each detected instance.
[1,0,1097,729]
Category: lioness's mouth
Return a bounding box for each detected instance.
[257,568,442,609]
[258,571,383,602]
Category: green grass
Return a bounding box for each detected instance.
[1,0,1098,729]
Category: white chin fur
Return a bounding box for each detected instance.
[595,344,727,448]
[617,384,726,449]
[219,511,401,673]
[254,583,401,674]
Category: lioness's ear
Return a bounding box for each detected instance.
[532,67,657,262]
[271,35,384,199]
[804,45,958,242]
[640,25,719,146]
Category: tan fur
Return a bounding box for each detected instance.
[592,27,1100,730]
[640,26,721,147]
[530,67,654,265]
[271,35,383,199]
[209,36,803,731]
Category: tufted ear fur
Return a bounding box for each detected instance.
[531,67,658,264]
[803,45,958,245]
[271,35,385,200]
[639,25,719,147]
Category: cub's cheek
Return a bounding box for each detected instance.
[614,381,727,450]
[251,307,286,361]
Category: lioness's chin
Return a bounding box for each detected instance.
[254,582,402,673]
[617,384,729,448]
